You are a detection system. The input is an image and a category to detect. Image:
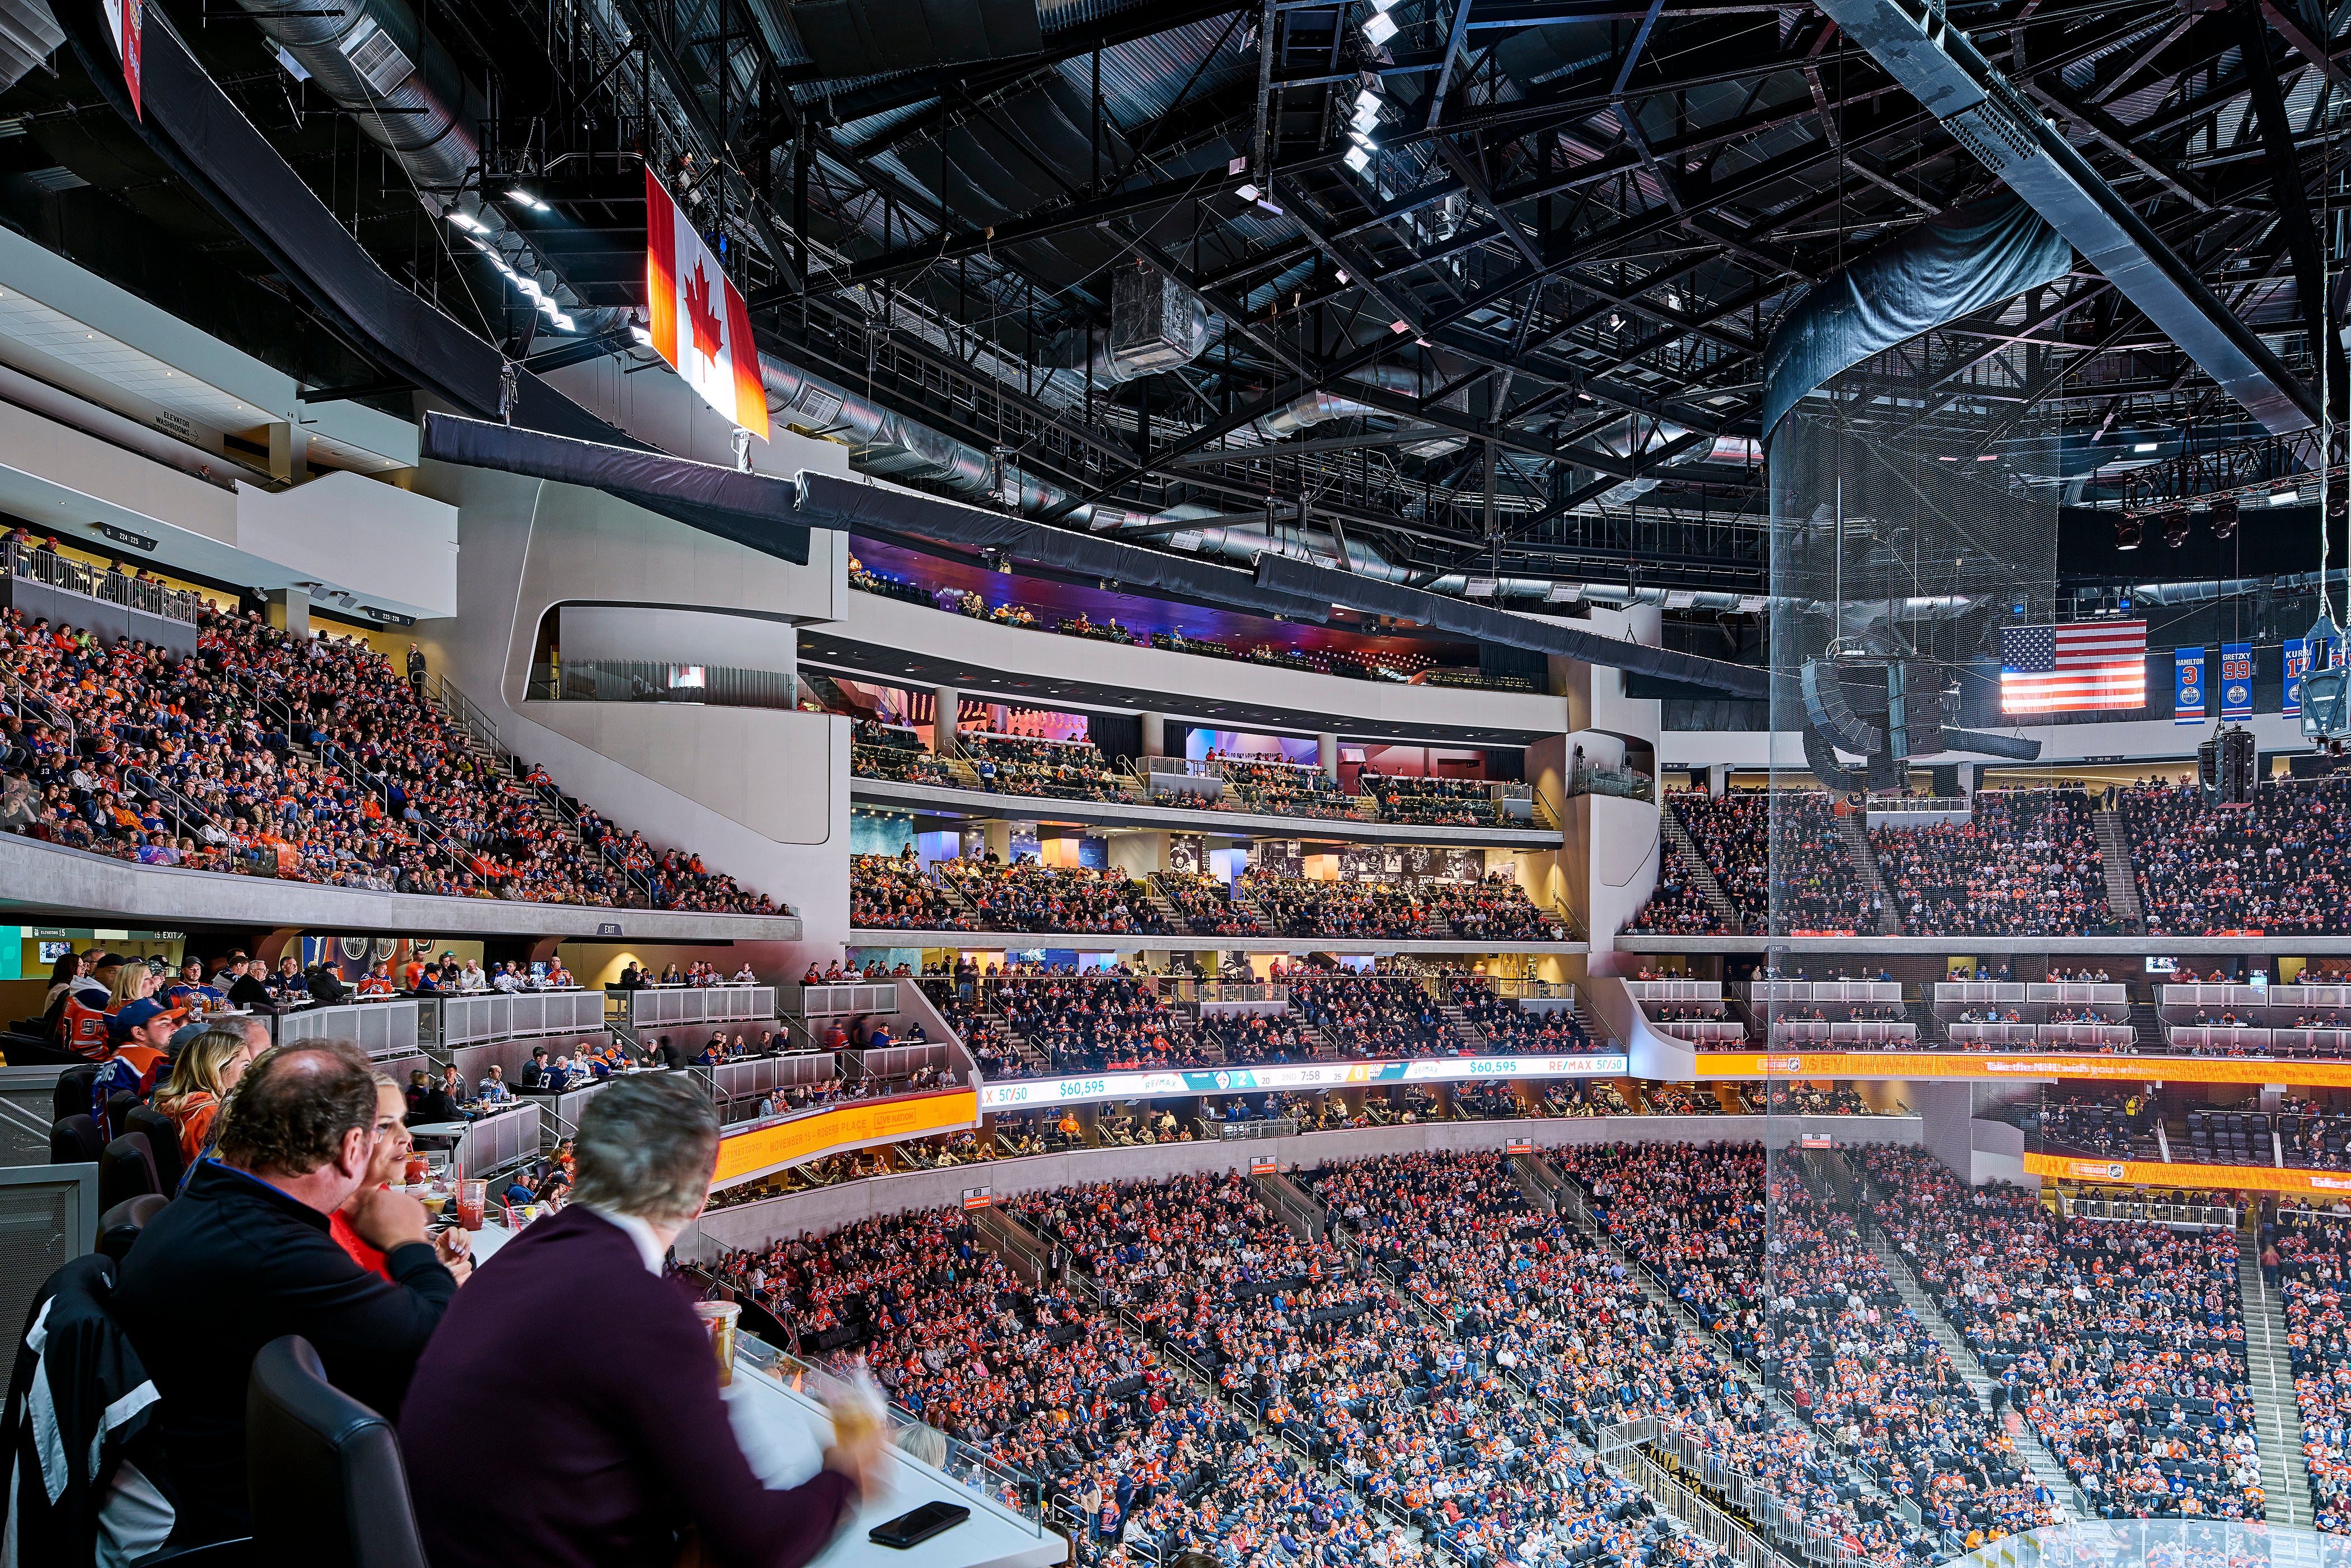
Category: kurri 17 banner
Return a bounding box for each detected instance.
[2286,638,2309,719]
[2174,647,2206,724]
[2221,642,2254,720]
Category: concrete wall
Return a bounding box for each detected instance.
[678,1111,1924,1255]
[0,574,195,655]
[837,590,1571,739]
[413,462,851,975]
[0,830,797,940]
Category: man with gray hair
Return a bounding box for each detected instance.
[400,1074,886,1566]
[115,1040,460,1546]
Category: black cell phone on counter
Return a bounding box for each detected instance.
[868,1500,971,1549]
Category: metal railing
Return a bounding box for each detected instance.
[2056,1193,2238,1229]
[5,540,203,622]
[622,985,779,1029]
[439,989,606,1047]
[274,996,425,1058]
[1567,761,1656,802]
[527,660,797,710]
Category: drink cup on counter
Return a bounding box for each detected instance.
[693,1300,742,1387]
[455,1179,486,1232]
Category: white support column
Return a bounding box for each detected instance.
[1318,732,1338,780]
[933,686,959,752]
[1141,712,1165,759]
[265,587,311,638]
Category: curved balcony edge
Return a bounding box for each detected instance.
[0,829,804,941]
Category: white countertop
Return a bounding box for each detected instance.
[725,1359,1060,1568]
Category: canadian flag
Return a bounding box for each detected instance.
[644,168,770,440]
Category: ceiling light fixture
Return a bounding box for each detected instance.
[2133,442,2159,453]
[1362,9,1397,45]
[506,188,551,211]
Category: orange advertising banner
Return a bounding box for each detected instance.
[710,1088,978,1188]
[2023,1151,2351,1198]
[1690,1050,2351,1088]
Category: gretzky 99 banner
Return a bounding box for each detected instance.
[2221,642,2253,720]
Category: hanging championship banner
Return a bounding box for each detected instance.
[2174,648,2205,724]
[2221,642,2254,720]
[2286,639,2308,719]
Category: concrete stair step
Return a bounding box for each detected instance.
[2239,1238,2313,1525]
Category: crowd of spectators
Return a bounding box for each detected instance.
[850,720,955,786]
[1871,792,2113,937]
[1860,1145,2264,1522]
[933,858,1168,937]
[1623,869,1731,936]
[1548,1141,2062,1554]
[1446,981,1593,1054]
[1287,972,1457,1059]
[1655,791,1871,935]
[2268,1207,2351,1530]
[1362,775,1502,827]
[989,973,1211,1073]
[961,734,1124,802]
[850,851,978,930]
[0,605,775,912]
[2124,778,2351,935]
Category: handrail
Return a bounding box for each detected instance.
[432,672,656,906]
[5,539,204,623]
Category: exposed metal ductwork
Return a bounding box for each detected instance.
[234,0,630,334]
[0,0,62,95]
[1813,0,2317,436]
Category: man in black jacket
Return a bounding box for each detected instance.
[224,958,276,1013]
[113,1041,461,1547]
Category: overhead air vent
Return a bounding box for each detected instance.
[337,16,416,98]
[22,165,87,192]
[0,0,62,97]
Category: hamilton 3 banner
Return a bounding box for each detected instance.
[2174,648,2205,724]
[2220,642,2254,720]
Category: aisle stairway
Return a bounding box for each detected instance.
[1436,999,1489,1051]
[2091,809,2146,932]
[2240,1235,2315,1525]
[1535,1156,1908,1520]
[1838,812,1902,934]
[1821,1152,2083,1519]
[1862,1232,2081,1520]
[1659,798,1744,929]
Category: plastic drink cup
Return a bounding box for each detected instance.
[694,1300,742,1387]
[456,1179,486,1232]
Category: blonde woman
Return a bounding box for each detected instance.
[154,1024,263,1167]
[107,961,155,1010]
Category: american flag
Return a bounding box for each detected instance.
[2001,620,2147,713]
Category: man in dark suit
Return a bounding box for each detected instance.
[400,1075,883,1566]
[655,1035,686,1070]
[113,1041,461,1546]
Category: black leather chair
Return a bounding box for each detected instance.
[50,1112,105,1164]
[126,1104,186,1195]
[104,1089,142,1139]
[1,1030,80,1067]
[246,1336,428,1568]
[98,1131,161,1211]
[54,1062,101,1124]
[96,1192,168,1260]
